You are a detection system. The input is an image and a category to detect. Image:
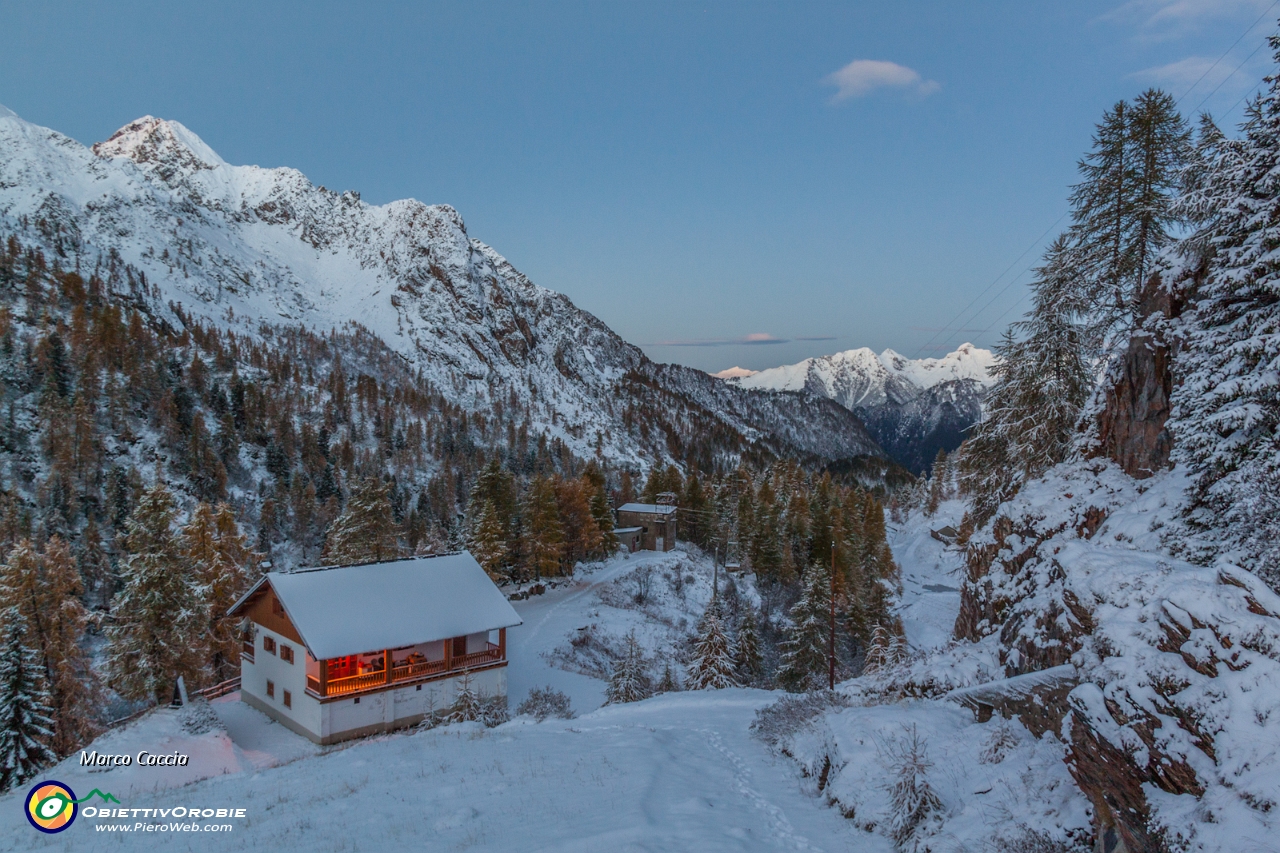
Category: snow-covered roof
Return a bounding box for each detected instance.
[616,503,677,515]
[230,553,521,660]
[614,526,643,534]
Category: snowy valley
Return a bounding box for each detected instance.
[4,19,1280,853]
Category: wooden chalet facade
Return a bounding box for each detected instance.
[228,552,522,744]
[614,503,678,552]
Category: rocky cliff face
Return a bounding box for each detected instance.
[0,106,884,472]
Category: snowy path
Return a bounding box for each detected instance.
[3,550,875,851]
[504,551,650,714]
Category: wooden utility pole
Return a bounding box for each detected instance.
[713,545,719,605]
[828,541,836,691]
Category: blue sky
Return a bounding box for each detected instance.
[0,1,1274,371]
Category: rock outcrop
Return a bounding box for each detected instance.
[1090,270,1192,479]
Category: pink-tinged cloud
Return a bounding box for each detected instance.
[650,333,791,347]
[825,59,940,101]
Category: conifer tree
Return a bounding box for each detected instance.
[1069,90,1189,336]
[467,498,508,580]
[606,632,651,704]
[582,462,617,553]
[689,605,737,690]
[0,620,55,794]
[639,464,682,504]
[1171,40,1280,583]
[521,475,563,579]
[887,725,943,853]
[656,661,681,693]
[958,236,1094,524]
[734,609,763,685]
[924,449,947,516]
[467,458,517,560]
[555,476,603,567]
[749,480,784,581]
[778,562,832,692]
[617,470,636,505]
[0,539,97,756]
[680,472,710,547]
[105,485,207,703]
[183,503,255,682]
[863,624,906,674]
[447,671,483,723]
[323,476,401,564]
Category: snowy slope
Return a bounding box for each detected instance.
[1,693,870,852]
[0,105,882,469]
[726,344,995,473]
[0,548,871,852]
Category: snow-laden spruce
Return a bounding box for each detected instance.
[688,605,737,690]
[1170,37,1280,585]
[0,620,56,793]
[605,631,651,704]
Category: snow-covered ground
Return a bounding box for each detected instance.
[1,548,877,851]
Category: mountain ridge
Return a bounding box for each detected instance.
[0,105,886,474]
[723,343,994,473]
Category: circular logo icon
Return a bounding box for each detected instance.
[25,781,77,833]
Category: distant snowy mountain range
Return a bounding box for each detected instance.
[0,104,887,472]
[718,344,996,473]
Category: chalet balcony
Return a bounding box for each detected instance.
[241,641,254,663]
[304,638,505,700]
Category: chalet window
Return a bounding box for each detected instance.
[266,680,275,699]
[263,636,276,654]
[280,645,294,664]
[283,690,292,709]
[272,596,285,616]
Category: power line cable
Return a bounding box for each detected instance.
[1175,0,1278,106]
[1189,34,1271,116]
[910,213,1064,359]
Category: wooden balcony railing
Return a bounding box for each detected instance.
[303,642,505,700]
[391,657,448,682]
[324,669,391,698]
[454,646,502,669]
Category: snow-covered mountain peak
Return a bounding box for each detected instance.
[93,115,227,177]
[0,103,17,120]
[879,342,995,389]
[709,366,759,379]
[726,342,995,472]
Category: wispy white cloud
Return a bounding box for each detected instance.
[824,59,940,102]
[1131,54,1234,87]
[1101,0,1272,39]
